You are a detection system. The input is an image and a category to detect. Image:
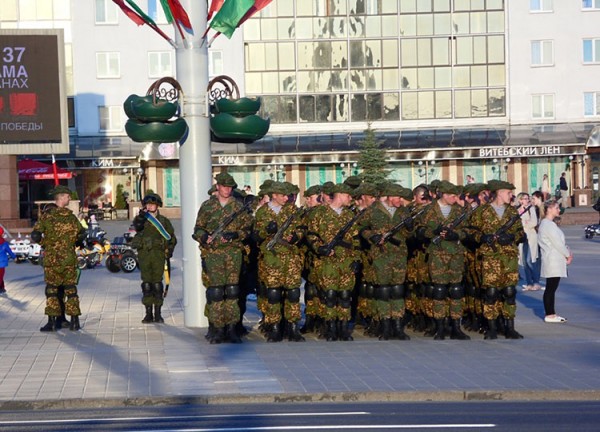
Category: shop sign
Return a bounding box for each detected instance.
[479,145,561,158]
[218,155,242,165]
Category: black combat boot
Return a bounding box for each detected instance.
[210,326,225,344]
[300,315,315,334]
[392,318,410,340]
[56,315,70,330]
[142,305,153,323]
[484,318,498,340]
[288,322,305,342]
[433,319,446,340]
[450,319,470,340]
[267,322,282,342]
[69,316,81,331]
[379,318,392,341]
[325,320,338,341]
[504,318,524,339]
[339,320,353,341]
[154,305,164,323]
[205,323,215,341]
[40,316,57,332]
[496,317,506,336]
[227,323,243,343]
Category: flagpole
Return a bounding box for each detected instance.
[177,0,210,327]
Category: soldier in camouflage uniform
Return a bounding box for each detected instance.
[299,185,322,334]
[32,186,86,332]
[306,183,362,341]
[468,180,525,340]
[131,193,177,325]
[360,183,414,340]
[254,182,305,342]
[351,183,378,335]
[417,180,470,340]
[193,172,252,344]
[405,184,432,333]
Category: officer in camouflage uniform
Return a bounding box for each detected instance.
[254,182,305,342]
[131,193,177,324]
[360,183,414,340]
[193,172,252,344]
[417,180,470,340]
[299,184,322,334]
[469,180,525,340]
[32,185,86,332]
[306,183,362,341]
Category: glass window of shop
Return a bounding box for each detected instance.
[244,0,506,124]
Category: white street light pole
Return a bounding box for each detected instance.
[177,1,211,327]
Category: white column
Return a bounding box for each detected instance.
[177,1,210,327]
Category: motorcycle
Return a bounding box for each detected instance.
[76,229,111,269]
[9,236,43,264]
[584,224,600,239]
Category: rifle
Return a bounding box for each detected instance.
[381,206,427,244]
[266,206,307,252]
[432,203,479,246]
[487,204,532,251]
[319,205,369,256]
[194,201,251,244]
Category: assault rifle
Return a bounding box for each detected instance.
[381,206,428,244]
[486,204,532,251]
[266,206,308,252]
[319,205,370,256]
[193,201,251,245]
[432,203,479,246]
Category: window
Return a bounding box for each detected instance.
[209,50,223,77]
[96,52,120,78]
[530,0,553,12]
[583,39,600,63]
[532,94,554,119]
[95,0,118,24]
[584,92,600,116]
[148,52,172,78]
[147,0,169,24]
[0,0,18,21]
[583,0,600,9]
[99,106,123,132]
[531,40,553,66]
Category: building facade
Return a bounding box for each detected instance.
[1,0,599,219]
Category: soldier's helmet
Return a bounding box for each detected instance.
[142,193,163,207]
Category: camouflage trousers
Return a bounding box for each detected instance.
[45,284,80,317]
[205,285,240,327]
[263,288,302,325]
[432,298,464,320]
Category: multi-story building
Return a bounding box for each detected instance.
[1,0,599,220]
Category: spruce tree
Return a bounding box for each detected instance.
[357,125,389,185]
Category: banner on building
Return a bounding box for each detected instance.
[0,29,69,155]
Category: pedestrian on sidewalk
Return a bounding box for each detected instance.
[0,226,16,294]
[517,193,542,292]
[538,199,572,323]
[131,193,177,324]
[31,185,86,332]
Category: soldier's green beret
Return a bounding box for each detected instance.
[353,183,378,198]
[49,185,72,197]
[381,183,404,197]
[429,179,442,191]
[399,187,414,200]
[437,180,460,195]
[463,183,485,196]
[304,185,322,197]
[321,181,335,195]
[215,172,237,187]
[343,175,362,189]
[268,181,288,195]
[283,181,299,195]
[488,179,515,192]
[333,183,354,195]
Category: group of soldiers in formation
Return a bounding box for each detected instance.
[191,172,527,345]
[29,174,526,345]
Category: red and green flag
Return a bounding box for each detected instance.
[208,0,226,20]
[207,0,255,39]
[112,0,176,46]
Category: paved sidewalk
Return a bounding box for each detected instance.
[0,221,599,409]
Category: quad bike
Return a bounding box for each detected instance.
[584,224,600,239]
[106,236,138,273]
[76,230,111,269]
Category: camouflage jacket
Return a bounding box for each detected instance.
[254,203,305,255]
[33,206,85,266]
[360,201,412,250]
[131,212,177,255]
[306,204,361,260]
[468,203,525,257]
[193,196,252,251]
[418,200,467,254]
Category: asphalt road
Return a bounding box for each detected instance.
[0,401,599,432]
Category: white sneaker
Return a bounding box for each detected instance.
[544,315,567,323]
[522,285,533,291]
[533,284,545,291]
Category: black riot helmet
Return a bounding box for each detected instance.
[142,193,163,207]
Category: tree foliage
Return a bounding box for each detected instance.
[114,184,127,209]
[357,125,389,185]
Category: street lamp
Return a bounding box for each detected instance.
[491,158,510,180]
[340,162,358,178]
[135,167,145,201]
[417,160,436,183]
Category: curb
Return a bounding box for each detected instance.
[1,390,599,411]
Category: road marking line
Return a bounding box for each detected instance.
[130,425,496,431]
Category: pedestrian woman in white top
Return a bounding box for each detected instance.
[537,199,572,323]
